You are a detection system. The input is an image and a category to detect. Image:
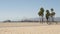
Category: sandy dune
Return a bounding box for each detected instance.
[0,22,60,34]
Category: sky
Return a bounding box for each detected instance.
[0,0,60,21]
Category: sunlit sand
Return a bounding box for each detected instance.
[0,22,60,34]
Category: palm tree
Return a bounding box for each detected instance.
[45,10,50,23]
[50,8,55,22]
[38,7,44,22]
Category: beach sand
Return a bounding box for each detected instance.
[0,22,60,34]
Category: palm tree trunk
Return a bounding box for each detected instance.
[52,16,54,22]
[39,16,41,23]
[47,19,48,24]
[42,16,43,22]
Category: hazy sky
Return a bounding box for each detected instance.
[0,0,60,21]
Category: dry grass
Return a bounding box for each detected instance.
[0,22,60,34]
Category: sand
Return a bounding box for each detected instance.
[0,22,60,34]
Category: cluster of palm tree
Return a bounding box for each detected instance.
[38,7,55,23]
